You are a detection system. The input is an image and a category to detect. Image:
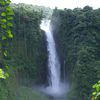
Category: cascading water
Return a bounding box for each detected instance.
[40,20,66,97]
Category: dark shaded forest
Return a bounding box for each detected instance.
[51,6,100,100]
[0,2,100,100]
[0,3,52,100]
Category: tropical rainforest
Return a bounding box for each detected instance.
[0,1,100,100]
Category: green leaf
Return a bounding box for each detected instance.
[7,22,13,27]
[4,50,7,57]
[7,11,14,15]
[93,84,97,88]
[7,30,13,38]
[98,81,100,84]
[1,12,6,16]
[7,16,13,20]
[0,1,5,5]
[5,72,9,78]
[2,36,7,40]
[1,24,6,28]
[6,0,11,4]
[5,65,9,70]
[0,69,6,79]
[7,30,11,34]
[96,85,100,92]
[1,19,7,23]
[6,6,14,15]
[8,33,13,38]
[92,92,97,95]
[6,6,11,11]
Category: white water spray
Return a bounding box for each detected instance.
[40,20,62,95]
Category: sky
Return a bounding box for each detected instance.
[11,0,100,9]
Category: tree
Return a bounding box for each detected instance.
[51,6,100,100]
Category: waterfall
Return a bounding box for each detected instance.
[40,20,61,95]
[40,20,68,97]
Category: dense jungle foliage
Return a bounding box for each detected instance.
[51,6,100,100]
[10,3,51,85]
[0,2,100,100]
[0,0,14,79]
[0,3,52,100]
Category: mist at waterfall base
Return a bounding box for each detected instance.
[40,20,69,98]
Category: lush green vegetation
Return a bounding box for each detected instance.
[0,1,100,100]
[92,81,100,100]
[0,3,52,100]
[0,0,14,79]
[10,3,48,85]
[51,6,100,100]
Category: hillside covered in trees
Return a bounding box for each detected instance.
[51,6,100,100]
[0,3,52,100]
[0,2,100,100]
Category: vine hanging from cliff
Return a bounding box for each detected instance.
[0,0,14,79]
